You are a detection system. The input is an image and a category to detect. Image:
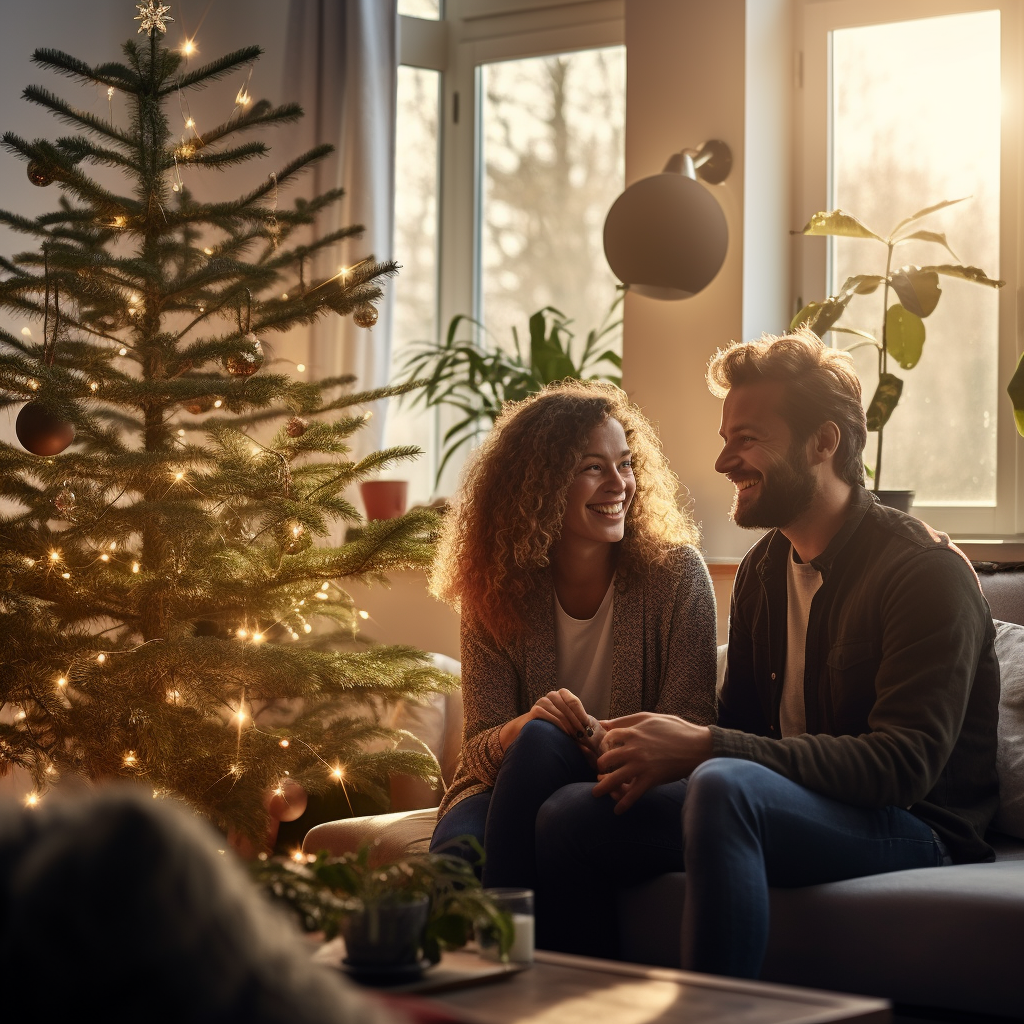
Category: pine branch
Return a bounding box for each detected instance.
[32,48,140,91]
[190,101,303,148]
[15,89,135,148]
[159,46,264,96]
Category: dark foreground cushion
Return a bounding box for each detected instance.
[618,837,1024,1018]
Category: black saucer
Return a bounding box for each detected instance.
[340,957,433,986]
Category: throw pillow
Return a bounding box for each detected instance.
[993,620,1024,839]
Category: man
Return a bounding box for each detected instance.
[534,329,999,978]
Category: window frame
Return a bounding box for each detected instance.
[397,1,625,496]
[796,0,1023,537]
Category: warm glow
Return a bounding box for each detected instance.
[279,738,290,748]
[97,653,106,664]
[20,326,31,337]
[89,381,99,392]
[237,628,248,639]
[131,562,140,573]
[235,88,251,107]
[331,766,344,781]
[49,550,60,562]
[61,572,70,580]
[320,582,329,591]
[57,676,67,687]
[315,591,328,600]
[24,793,39,808]
[358,610,369,620]
[119,347,128,356]
[203,247,213,255]
[123,750,138,767]
[28,379,39,390]
[235,708,246,722]
[177,429,185,437]
[213,399,223,408]
[291,848,305,863]
[296,363,305,372]
[174,471,184,480]
[100,554,110,562]
[182,38,196,56]
[185,116,196,129]
[303,624,312,633]
[110,542,117,550]
[273,786,284,797]
[252,632,264,643]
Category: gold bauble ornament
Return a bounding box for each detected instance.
[223,332,264,377]
[27,160,54,187]
[353,304,378,329]
[184,395,215,415]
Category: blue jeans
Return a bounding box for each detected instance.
[430,720,594,892]
[536,757,945,976]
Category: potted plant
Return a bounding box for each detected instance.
[399,298,623,486]
[252,842,513,981]
[793,200,1003,512]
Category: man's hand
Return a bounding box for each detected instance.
[592,712,713,813]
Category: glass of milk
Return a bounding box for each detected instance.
[481,887,534,964]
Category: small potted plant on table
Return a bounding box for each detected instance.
[252,842,512,984]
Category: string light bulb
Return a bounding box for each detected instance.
[131,562,140,573]
[181,38,196,57]
[57,676,67,687]
[236,628,248,639]
[61,572,71,580]
[213,399,223,408]
[123,750,138,767]
[49,550,61,562]
[279,739,289,748]
[291,849,305,863]
[296,363,305,372]
[20,326,31,337]
[24,792,39,808]
[96,653,106,664]
[331,766,344,781]
[100,553,110,562]
[119,347,128,356]
[358,610,369,620]
[252,632,264,644]
[303,624,312,634]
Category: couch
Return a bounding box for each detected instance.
[303,563,1024,1019]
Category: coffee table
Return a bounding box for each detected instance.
[418,949,890,1024]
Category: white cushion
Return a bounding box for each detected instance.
[994,620,1024,839]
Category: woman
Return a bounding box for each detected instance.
[428,380,717,892]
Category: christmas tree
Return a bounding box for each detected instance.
[0,3,446,843]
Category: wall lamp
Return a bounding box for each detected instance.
[603,139,732,300]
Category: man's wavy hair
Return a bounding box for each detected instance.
[431,379,698,643]
[706,327,868,487]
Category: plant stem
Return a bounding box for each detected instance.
[875,241,895,492]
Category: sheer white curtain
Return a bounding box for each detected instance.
[281,0,398,455]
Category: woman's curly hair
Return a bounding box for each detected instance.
[430,379,698,642]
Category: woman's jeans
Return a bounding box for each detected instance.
[429,720,593,890]
[535,757,946,976]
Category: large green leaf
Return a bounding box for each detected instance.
[796,210,883,241]
[885,304,926,369]
[837,274,884,298]
[1008,352,1024,437]
[790,295,852,335]
[889,267,941,317]
[865,372,904,431]
[892,230,959,262]
[917,264,1005,288]
[889,197,968,238]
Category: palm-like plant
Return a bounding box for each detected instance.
[399,297,623,484]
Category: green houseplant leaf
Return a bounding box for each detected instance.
[865,373,904,432]
[892,230,959,261]
[791,296,852,336]
[917,264,1005,288]
[1008,352,1024,437]
[889,197,969,238]
[889,267,942,318]
[796,210,883,241]
[885,304,926,369]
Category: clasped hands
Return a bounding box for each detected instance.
[529,691,714,814]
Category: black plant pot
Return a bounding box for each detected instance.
[874,489,915,514]
[339,895,430,968]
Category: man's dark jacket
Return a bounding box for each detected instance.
[712,486,1000,863]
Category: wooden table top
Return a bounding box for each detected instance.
[421,949,890,1024]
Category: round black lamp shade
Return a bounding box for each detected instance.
[603,172,729,300]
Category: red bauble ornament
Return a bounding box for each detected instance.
[16,402,75,456]
[223,332,264,377]
[27,160,54,187]
[285,416,307,438]
[184,395,214,415]
[265,779,307,822]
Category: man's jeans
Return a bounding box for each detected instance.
[538,755,945,976]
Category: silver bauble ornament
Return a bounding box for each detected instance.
[353,304,378,329]
[54,486,76,517]
[223,332,264,377]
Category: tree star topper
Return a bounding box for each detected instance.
[136,2,174,35]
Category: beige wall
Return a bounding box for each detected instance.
[621,0,793,564]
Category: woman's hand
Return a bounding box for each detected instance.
[529,688,593,741]
[497,688,594,752]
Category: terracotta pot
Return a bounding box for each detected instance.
[360,480,408,521]
[874,489,915,514]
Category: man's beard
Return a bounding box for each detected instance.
[731,442,817,529]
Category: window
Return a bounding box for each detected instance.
[799,1,1022,536]
[387,2,626,502]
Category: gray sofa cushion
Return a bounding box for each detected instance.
[618,835,1024,1018]
[994,621,1024,839]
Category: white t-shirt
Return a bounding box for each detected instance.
[780,549,823,738]
[554,583,615,720]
